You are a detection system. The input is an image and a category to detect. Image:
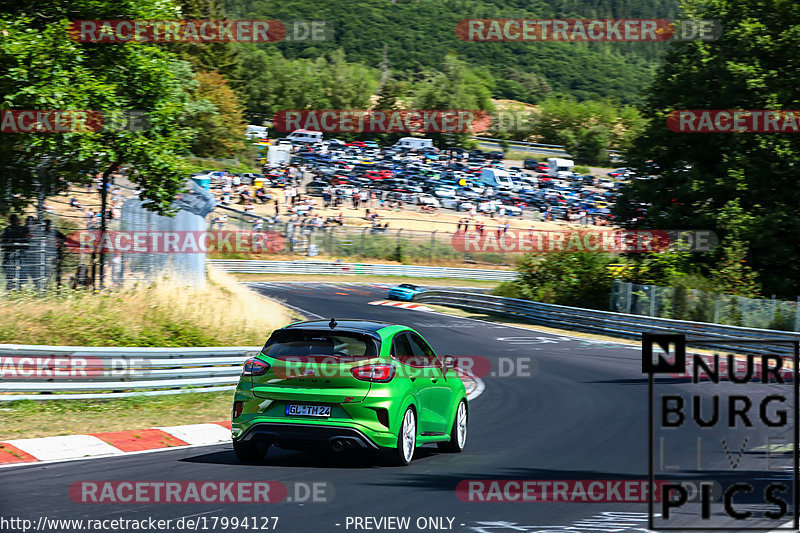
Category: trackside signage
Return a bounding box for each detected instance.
[643,333,799,530]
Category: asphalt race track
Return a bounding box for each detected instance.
[0,282,794,533]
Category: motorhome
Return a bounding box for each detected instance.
[245,125,268,140]
[286,129,323,144]
[478,168,514,190]
[392,137,434,150]
[547,158,574,178]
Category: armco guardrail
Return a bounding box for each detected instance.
[0,345,260,401]
[471,136,621,157]
[412,290,800,355]
[209,260,517,281]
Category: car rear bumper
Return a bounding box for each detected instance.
[236,422,381,450]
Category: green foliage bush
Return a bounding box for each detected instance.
[512,252,617,309]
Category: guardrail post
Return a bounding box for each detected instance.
[430,231,436,263]
[649,285,656,317]
[795,297,800,332]
[361,227,367,255]
[770,295,777,325]
[741,297,747,327]
[625,282,633,314]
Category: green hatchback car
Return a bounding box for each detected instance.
[231,319,468,466]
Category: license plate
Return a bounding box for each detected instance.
[285,404,331,417]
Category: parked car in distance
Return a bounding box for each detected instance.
[305,180,330,196]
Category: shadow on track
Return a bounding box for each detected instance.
[179,446,444,469]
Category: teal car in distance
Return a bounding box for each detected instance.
[231,319,468,466]
[388,283,425,301]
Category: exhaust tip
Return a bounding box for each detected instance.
[331,439,345,452]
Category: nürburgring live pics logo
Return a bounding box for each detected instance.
[643,333,799,530]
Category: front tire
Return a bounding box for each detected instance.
[233,439,268,463]
[438,399,467,453]
[381,407,416,466]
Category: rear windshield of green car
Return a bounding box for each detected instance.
[261,330,379,362]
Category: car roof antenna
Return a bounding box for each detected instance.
[329,318,337,329]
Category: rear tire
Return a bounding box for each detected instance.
[233,439,268,463]
[381,407,416,466]
[438,399,468,453]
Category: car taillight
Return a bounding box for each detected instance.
[242,358,270,376]
[350,364,396,383]
[233,401,244,419]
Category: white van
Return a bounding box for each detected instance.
[547,158,574,178]
[245,125,268,140]
[392,137,434,150]
[478,168,514,190]
[286,129,323,144]
[267,144,291,166]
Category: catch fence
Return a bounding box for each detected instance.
[610,280,800,331]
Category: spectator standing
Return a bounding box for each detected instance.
[85,209,95,229]
[44,220,67,287]
[210,214,227,231]
[1,215,30,290]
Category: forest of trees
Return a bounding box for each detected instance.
[226,0,681,106]
[4,0,799,300]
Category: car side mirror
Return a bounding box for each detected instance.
[443,356,457,370]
